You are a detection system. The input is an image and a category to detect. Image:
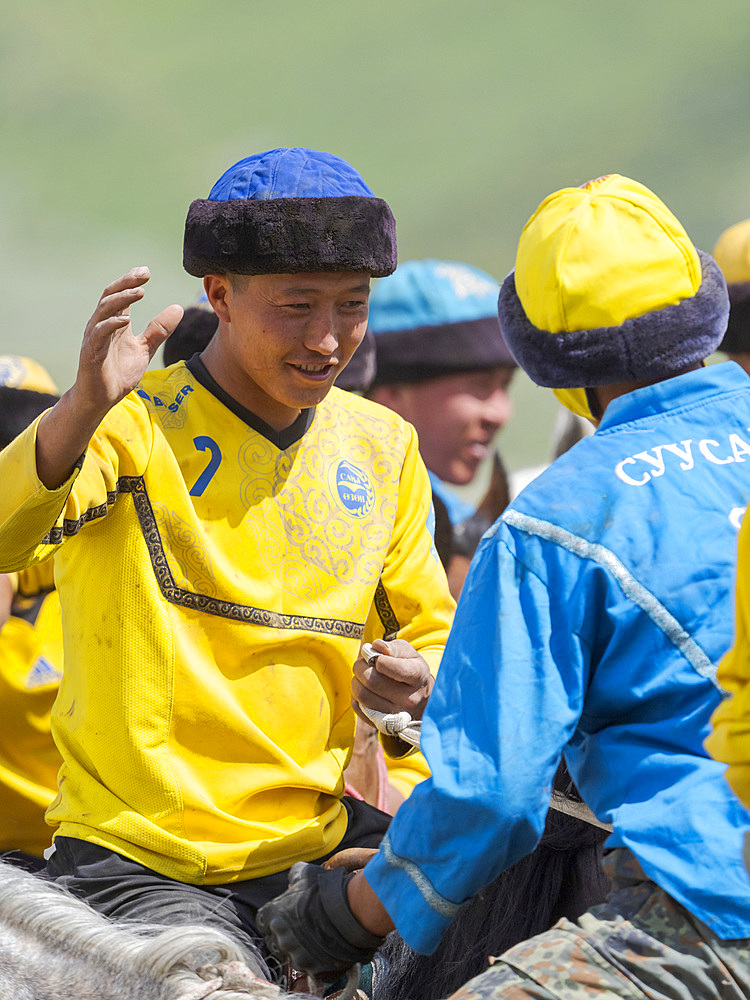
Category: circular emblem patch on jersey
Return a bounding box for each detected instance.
[331,459,374,517]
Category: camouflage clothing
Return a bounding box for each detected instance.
[450,850,750,1000]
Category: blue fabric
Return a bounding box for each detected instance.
[428,471,475,525]
[207,148,376,202]
[368,260,500,334]
[365,362,750,953]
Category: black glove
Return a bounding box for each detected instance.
[256,861,384,981]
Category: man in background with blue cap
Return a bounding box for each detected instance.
[259,175,750,997]
[368,259,515,526]
[0,147,454,979]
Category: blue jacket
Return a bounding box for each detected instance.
[365,363,750,953]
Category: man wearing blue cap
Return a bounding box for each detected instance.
[0,148,453,978]
[367,259,516,526]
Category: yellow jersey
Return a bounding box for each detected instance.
[0,358,453,883]
[708,512,750,810]
[0,587,63,856]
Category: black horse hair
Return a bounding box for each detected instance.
[375,762,610,1000]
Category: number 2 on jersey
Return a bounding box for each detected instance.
[189,436,222,497]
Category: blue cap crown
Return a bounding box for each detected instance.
[368,259,500,334]
[208,147,376,202]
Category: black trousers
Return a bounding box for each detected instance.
[46,796,390,981]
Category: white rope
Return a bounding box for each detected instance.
[549,790,613,833]
[358,703,422,748]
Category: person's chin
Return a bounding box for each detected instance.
[441,463,475,486]
[285,364,338,397]
[282,380,335,410]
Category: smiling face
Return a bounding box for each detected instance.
[371,367,514,484]
[201,272,371,429]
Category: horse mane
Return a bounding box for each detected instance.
[376,762,610,1000]
[0,860,283,1000]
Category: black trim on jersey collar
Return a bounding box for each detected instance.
[186,354,315,450]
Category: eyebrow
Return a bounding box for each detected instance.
[281,283,371,295]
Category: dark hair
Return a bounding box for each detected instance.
[162,308,219,367]
[0,388,59,450]
[431,493,454,569]
[451,454,510,559]
[584,387,603,422]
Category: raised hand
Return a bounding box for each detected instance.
[35,268,183,489]
[75,268,183,416]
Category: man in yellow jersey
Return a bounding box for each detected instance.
[0,148,453,978]
[0,361,63,871]
[709,510,750,855]
[163,294,410,813]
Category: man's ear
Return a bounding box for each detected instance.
[203,274,232,323]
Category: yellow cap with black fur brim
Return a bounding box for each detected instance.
[497,174,729,419]
[516,175,701,333]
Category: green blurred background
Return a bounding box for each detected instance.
[2,0,749,472]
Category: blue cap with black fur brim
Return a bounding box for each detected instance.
[369,259,515,385]
[183,148,396,278]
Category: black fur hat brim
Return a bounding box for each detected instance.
[372,317,516,386]
[183,196,397,278]
[497,250,729,387]
[720,283,750,354]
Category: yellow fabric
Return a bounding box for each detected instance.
[0,356,58,394]
[707,515,750,809]
[551,387,593,421]
[15,560,56,599]
[386,751,431,801]
[713,219,750,284]
[0,363,454,883]
[516,174,702,334]
[0,589,63,856]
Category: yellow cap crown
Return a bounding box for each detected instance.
[713,218,750,284]
[515,174,702,333]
